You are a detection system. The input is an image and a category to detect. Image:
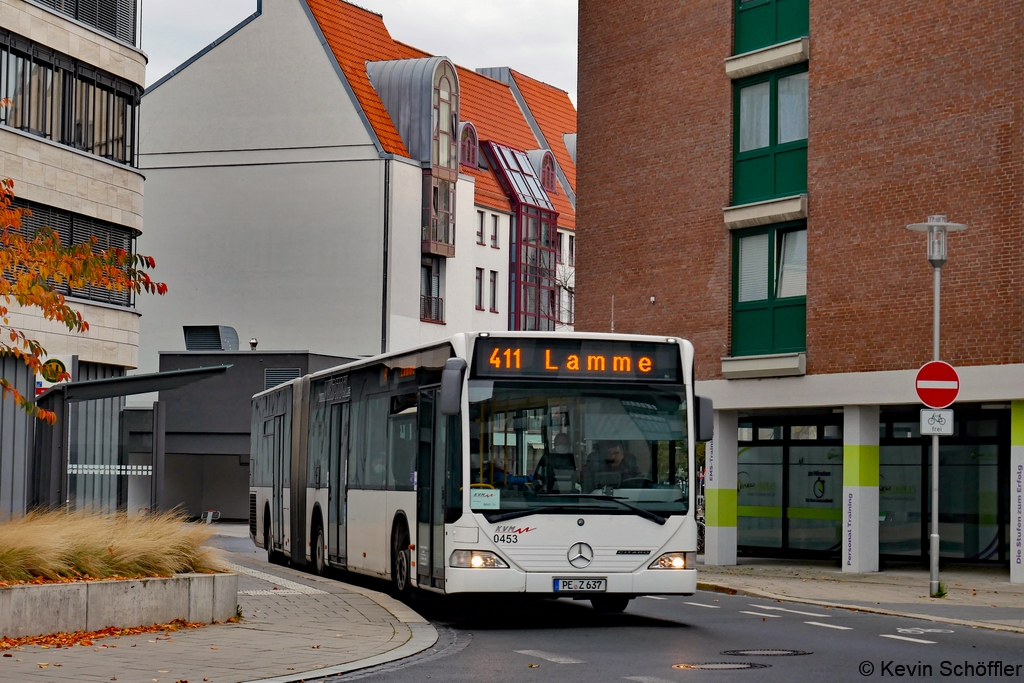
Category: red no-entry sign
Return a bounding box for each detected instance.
[916,361,960,409]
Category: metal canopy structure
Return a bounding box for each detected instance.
[33,365,232,511]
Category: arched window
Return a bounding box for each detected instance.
[541,153,557,192]
[459,122,478,168]
[432,62,459,171]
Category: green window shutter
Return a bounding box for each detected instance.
[732,224,807,357]
[735,0,809,55]
[733,66,808,205]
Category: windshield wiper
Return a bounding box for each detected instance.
[536,494,667,525]
[484,506,567,523]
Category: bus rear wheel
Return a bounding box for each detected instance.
[312,522,327,576]
[391,524,412,598]
[591,595,630,614]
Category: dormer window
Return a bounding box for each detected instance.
[541,153,557,192]
[459,122,478,168]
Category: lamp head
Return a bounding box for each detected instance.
[906,214,968,269]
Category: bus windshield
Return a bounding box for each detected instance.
[468,381,689,518]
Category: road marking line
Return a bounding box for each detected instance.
[752,604,831,617]
[515,650,584,664]
[880,634,936,644]
[805,621,852,630]
[642,596,668,600]
[684,602,720,609]
[740,611,782,618]
[625,677,675,683]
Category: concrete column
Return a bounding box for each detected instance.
[843,405,880,573]
[704,410,737,566]
[1011,401,1023,584]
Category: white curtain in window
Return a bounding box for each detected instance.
[739,81,770,152]
[778,72,808,145]
[776,229,807,298]
[738,233,770,302]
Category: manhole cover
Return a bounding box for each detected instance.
[673,663,770,670]
[721,649,812,657]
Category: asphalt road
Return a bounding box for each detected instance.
[334,580,1024,683]
[213,536,1024,682]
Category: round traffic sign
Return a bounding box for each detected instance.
[916,361,959,409]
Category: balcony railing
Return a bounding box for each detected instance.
[420,295,444,324]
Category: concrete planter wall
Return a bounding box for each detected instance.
[0,573,238,638]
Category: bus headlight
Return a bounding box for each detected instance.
[648,552,695,570]
[449,550,509,569]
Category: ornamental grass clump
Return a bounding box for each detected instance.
[0,510,226,584]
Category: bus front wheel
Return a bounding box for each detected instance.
[312,521,327,576]
[591,596,631,614]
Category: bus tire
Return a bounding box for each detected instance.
[391,521,412,598]
[311,519,327,576]
[591,595,630,614]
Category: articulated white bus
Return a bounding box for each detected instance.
[249,332,712,612]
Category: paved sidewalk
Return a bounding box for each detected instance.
[1,526,437,683]
[697,557,1024,633]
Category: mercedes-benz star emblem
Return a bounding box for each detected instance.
[567,542,594,569]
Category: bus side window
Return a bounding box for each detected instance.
[445,413,463,523]
[364,396,389,489]
[348,399,365,489]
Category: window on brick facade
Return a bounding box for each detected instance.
[735,0,809,55]
[734,66,807,205]
[732,222,806,356]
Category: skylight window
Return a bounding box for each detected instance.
[487,142,554,211]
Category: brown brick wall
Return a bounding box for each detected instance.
[576,0,734,380]
[577,0,1023,381]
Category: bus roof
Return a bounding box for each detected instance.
[251,332,690,401]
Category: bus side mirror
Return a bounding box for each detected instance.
[696,396,714,442]
[440,358,468,416]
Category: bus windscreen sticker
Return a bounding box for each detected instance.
[471,489,500,509]
[472,338,681,382]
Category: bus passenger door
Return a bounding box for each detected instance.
[272,415,286,553]
[329,403,349,564]
[416,390,436,586]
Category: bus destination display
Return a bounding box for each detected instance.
[472,338,682,383]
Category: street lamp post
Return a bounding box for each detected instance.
[906,215,968,598]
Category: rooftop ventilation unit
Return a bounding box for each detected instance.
[183,326,239,351]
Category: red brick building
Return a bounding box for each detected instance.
[577,0,1023,579]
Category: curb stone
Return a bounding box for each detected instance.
[697,580,1024,635]
[232,561,437,683]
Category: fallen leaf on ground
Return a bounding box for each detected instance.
[210,647,218,650]
[38,663,49,668]
[0,620,203,652]
[528,663,540,668]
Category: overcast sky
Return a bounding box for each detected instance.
[142,0,578,103]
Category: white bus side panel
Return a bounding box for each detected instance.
[347,489,388,575]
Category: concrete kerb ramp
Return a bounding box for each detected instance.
[0,572,238,638]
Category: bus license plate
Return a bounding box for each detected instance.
[554,578,606,592]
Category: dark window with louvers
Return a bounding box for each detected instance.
[265,368,301,391]
[37,0,138,46]
[10,198,136,308]
[183,327,222,351]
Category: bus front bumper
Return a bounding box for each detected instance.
[444,567,697,596]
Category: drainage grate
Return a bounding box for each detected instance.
[673,663,770,670]
[721,649,812,657]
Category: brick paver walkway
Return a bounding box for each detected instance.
[1,543,433,683]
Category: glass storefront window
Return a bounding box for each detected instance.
[787,446,843,551]
[879,445,922,556]
[737,445,783,548]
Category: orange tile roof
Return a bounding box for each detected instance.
[302,1,575,228]
[510,70,578,193]
[304,0,408,156]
